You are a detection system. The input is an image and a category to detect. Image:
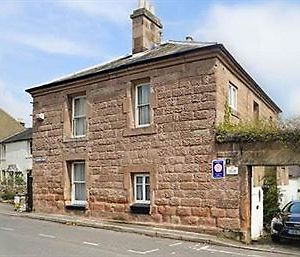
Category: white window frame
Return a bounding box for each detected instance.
[27,140,32,157]
[72,96,86,138]
[71,162,86,205]
[135,83,151,128]
[228,84,237,112]
[134,174,150,204]
[0,144,6,160]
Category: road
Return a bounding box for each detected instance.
[0,214,292,257]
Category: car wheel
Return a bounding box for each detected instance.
[271,234,280,243]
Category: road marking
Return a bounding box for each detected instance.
[169,242,182,247]
[197,245,261,257]
[128,248,159,255]
[0,227,14,231]
[39,233,56,239]
[83,241,99,247]
[207,248,261,257]
[199,245,209,250]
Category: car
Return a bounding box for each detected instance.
[271,200,300,242]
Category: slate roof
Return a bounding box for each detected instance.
[26,41,217,91]
[26,41,281,113]
[3,128,32,143]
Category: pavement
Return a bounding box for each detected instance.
[0,202,299,256]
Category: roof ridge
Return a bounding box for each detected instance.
[168,40,218,45]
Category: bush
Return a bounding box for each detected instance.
[262,170,281,229]
[0,174,26,201]
[2,189,15,200]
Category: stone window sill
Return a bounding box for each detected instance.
[130,203,150,214]
[231,110,240,119]
[123,125,157,137]
[65,202,88,210]
[63,136,88,143]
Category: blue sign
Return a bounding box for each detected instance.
[212,159,225,179]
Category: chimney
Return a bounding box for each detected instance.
[130,0,163,54]
[16,118,25,127]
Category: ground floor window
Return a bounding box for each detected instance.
[134,174,150,204]
[71,162,86,205]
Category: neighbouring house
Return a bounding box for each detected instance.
[0,128,33,184]
[278,166,300,208]
[26,1,281,242]
[0,108,24,141]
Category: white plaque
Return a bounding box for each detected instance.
[226,165,238,175]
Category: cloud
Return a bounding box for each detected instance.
[0,80,32,126]
[194,1,300,116]
[57,0,136,24]
[1,32,99,57]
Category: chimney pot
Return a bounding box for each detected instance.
[138,0,145,9]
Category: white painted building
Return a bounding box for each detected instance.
[278,166,300,208]
[0,128,32,183]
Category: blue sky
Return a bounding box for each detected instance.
[1,0,300,126]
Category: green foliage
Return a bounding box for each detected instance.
[0,174,26,201]
[0,189,15,200]
[262,170,281,228]
[216,115,300,146]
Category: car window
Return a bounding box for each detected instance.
[290,202,300,213]
[282,202,293,212]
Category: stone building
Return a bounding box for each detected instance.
[26,1,281,241]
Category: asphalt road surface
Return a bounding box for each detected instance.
[0,214,292,257]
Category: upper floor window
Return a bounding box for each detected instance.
[72,96,86,137]
[27,140,32,156]
[228,84,237,112]
[71,162,86,205]
[134,173,150,204]
[253,101,259,120]
[135,84,150,127]
[0,144,6,160]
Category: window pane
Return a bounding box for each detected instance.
[137,85,150,105]
[291,203,300,213]
[228,85,237,110]
[136,185,143,200]
[136,176,143,184]
[138,105,150,125]
[145,185,150,201]
[75,183,86,201]
[74,117,86,136]
[74,98,86,116]
[74,163,85,181]
[145,176,150,184]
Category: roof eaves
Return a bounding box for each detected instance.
[3,128,32,143]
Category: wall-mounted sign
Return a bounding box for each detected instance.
[212,159,225,179]
[226,165,239,175]
[34,156,47,163]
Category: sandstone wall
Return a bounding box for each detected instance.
[32,56,243,237]
[215,59,279,124]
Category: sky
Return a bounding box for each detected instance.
[0,0,299,127]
